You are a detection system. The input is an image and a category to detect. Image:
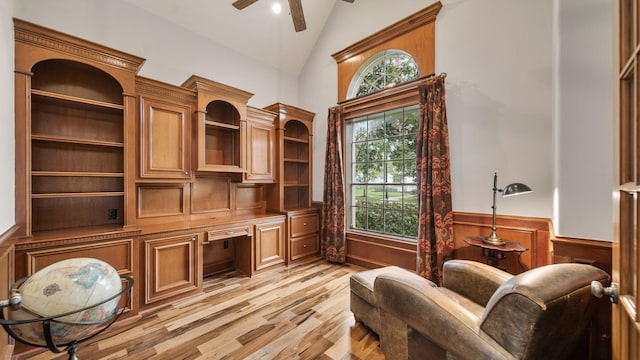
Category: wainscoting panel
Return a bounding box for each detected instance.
[452,212,552,274]
[345,211,552,274]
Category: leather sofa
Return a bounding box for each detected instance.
[373,260,610,360]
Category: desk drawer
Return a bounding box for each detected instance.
[290,234,318,261]
[207,225,252,243]
[290,213,319,238]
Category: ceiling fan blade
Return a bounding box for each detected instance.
[232,0,259,10]
[342,0,355,2]
[288,0,306,32]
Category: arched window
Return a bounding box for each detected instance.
[347,50,420,99]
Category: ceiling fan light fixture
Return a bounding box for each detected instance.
[271,2,282,14]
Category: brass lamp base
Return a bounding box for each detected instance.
[483,234,506,246]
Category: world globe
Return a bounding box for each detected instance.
[5,258,122,347]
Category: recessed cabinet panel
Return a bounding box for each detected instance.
[140,98,190,179]
[191,175,232,214]
[137,185,185,218]
[245,106,276,183]
[255,221,285,271]
[236,184,265,212]
[32,196,124,232]
[23,239,135,313]
[144,234,200,304]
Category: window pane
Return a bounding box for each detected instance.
[352,162,367,183]
[383,185,402,209]
[386,137,403,161]
[348,50,420,99]
[354,206,367,230]
[367,208,384,232]
[403,185,418,211]
[368,185,385,208]
[385,109,403,137]
[368,115,385,140]
[368,140,385,161]
[404,106,419,135]
[346,104,419,241]
[385,210,404,236]
[404,160,416,183]
[387,160,404,183]
[403,211,419,237]
[352,120,368,141]
[368,162,385,183]
[353,185,367,206]
[403,137,416,159]
[354,142,368,162]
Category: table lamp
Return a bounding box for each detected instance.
[484,172,532,245]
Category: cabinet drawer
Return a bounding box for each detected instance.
[207,226,252,242]
[290,213,319,238]
[290,234,319,261]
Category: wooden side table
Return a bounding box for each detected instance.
[464,236,528,271]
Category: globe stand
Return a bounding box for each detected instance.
[0,274,133,360]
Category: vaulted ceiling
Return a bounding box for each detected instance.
[118,0,346,76]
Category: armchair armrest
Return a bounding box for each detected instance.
[374,272,515,360]
[442,260,513,306]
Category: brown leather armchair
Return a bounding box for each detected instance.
[374,260,610,360]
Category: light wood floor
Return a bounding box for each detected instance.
[20,259,385,360]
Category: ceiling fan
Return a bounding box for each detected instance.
[232,0,354,32]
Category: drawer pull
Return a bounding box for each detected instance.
[225,231,234,235]
[303,244,308,248]
[303,223,308,226]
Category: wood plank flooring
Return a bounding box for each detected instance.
[19,259,385,360]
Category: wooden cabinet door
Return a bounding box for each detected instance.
[254,221,285,271]
[245,117,276,183]
[144,233,200,304]
[140,97,191,179]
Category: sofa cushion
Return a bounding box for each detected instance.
[350,265,432,305]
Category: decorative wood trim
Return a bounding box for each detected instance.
[330,3,441,101]
[331,1,442,63]
[14,18,145,73]
[136,76,196,103]
[265,103,316,132]
[339,74,437,119]
[0,225,19,249]
[182,75,253,109]
[14,227,141,250]
[552,237,612,272]
[24,238,135,275]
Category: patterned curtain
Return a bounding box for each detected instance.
[321,107,346,263]
[416,76,454,285]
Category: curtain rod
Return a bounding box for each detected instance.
[337,71,447,107]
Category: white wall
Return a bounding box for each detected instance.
[300,0,613,240]
[554,0,612,240]
[5,0,614,241]
[13,0,299,108]
[0,1,15,234]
